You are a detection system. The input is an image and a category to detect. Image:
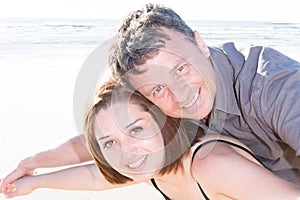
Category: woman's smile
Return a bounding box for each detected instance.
[126,155,148,170]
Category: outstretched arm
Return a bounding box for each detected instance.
[0,135,93,194]
[3,163,133,198]
[192,138,300,200]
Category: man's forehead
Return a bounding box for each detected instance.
[127,65,169,87]
[158,28,196,48]
[135,54,181,71]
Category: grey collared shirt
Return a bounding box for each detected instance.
[205,42,300,185]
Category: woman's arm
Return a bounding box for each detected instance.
[3,163,133,198]
[191,138,300,200]
[0,135,93,194]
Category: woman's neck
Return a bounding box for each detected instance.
[150,153,203,200]
[154,150,193,185]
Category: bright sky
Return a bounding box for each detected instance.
[1,0,299,22]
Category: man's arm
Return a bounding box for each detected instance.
[262,64,300,155]
[0,135,93,193]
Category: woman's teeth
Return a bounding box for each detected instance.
[128,155,147,169]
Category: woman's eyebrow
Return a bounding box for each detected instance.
[98,135,110,141]
[125,118,142,129]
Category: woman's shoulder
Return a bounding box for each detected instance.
[191,134,251,155]
[190,134,261,177]
[190,134,236,164]
[189,134,257,198]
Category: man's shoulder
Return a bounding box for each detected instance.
[212,42,300,81]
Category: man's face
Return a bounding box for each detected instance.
[127,29,216,120]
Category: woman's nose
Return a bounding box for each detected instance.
[120,135,139,154]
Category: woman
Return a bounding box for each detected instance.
[4,81,300,199]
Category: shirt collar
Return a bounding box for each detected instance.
[209,45,241,116]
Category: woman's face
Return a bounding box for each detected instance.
[94,101,165,182]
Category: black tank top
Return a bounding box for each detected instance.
[151,139,265,200]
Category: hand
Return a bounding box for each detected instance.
[3,176,36,198]
[0,157,35,194]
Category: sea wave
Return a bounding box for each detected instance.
[0,18,299,52]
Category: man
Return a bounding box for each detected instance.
[1,3,300,193]
[110,3,300,184]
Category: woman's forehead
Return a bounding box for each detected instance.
[94,101,158,139]
[96,101,150,126]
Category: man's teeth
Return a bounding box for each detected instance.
[128,155,147,169]
[183,90,200,108]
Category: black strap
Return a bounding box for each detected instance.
[192,139,266,167]
[151,178,171,200]
[197,182,209,200]
[151,178,209,200]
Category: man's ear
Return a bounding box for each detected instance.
[194,31,210,57]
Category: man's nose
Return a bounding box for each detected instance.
[168,78,193,103]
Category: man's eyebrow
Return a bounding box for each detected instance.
[125,118,142,129]
[170,58,186,73]
[140,85,157,96]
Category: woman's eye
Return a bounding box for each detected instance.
[130,127,143,135]
[154,85,164,94]
[176,65,185,73]
[104,141,115,149]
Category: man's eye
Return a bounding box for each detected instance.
[154,85,164,94]
[130,127,143,135]
[176,65,185,73]
[104,141,115,149]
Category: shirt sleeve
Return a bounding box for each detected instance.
[259,48,300,155]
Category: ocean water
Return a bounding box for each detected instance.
[0,18,299,199]
[1,19,300,55]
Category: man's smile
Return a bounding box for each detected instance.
[182,89,201,109]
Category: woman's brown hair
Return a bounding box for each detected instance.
[84,79,203,184]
